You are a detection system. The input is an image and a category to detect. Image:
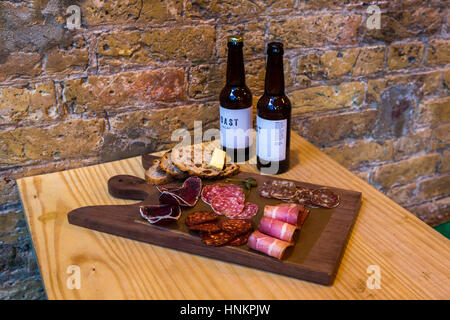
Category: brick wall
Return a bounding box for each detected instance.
[0,0,448,299]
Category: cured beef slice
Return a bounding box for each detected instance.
[159,176,202,207]
[140,204,181,224]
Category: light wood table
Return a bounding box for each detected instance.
[17,132,450,299]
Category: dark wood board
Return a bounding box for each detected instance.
[68,154,362,285]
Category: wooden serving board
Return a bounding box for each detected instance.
[67,155,362,285]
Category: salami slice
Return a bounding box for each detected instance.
[200,231,233,247]
[202,183,245,205]
[294,188,313,204]
[201,185,222,205]
[258,182,272,198]
[219,219,252,236]
[228,230,252,246]
[269,180,297,200]
[235,202,258,220]
[185,211,218,226]
[219,184,245,203]
[211,195,245,218]
[188,222,221,233]
[311,188,340,208]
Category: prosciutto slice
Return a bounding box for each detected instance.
[247,231,293,259]
[140,204,181,224]
[263,203,308,226]
[258,217,297,242]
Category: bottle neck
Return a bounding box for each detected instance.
[264,52,284,95]
[226,45,246,86]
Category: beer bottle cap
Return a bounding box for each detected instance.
[227,35,244,45]
[267,41,284,55]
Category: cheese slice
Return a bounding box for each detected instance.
[209,148,226,171]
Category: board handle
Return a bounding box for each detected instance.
[108,175,153,201]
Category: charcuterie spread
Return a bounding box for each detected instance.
[139,163,343,260]
[68,152,362,285]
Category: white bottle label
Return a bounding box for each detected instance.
[257,116,287,162]
[220,105,252,149]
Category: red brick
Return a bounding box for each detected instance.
[0,53,42,82]
[63,68,184,113]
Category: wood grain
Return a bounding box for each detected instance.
[67,162,362,285]
[17,132,450,299]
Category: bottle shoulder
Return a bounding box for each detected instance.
[257,94,291,120]
[257,94,291,109]
[220,85,253,109]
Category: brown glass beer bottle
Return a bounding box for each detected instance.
[256,42,291,174]
[219,36,252,162]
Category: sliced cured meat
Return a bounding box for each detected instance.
[219,184,245,203]
[269,180,297,200]
[219,219,252,236]
[247,231,293,259]
[201,184,222,204]
[158,176,202,207]
[258,217,298,242]
[200,231,234,247]
[228,230,252,246]
[297,207,310,227]
[188,222,221,233]
[311,188,340,208]
[294,187,313,204]
[263,203,305,226]
[258,182,272,198]
[158,192,180,206]
[202,183,245,205]
[185,211,218,226]
[140,204,181,224]
[235,202,258,220]
[211,195,245,218]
